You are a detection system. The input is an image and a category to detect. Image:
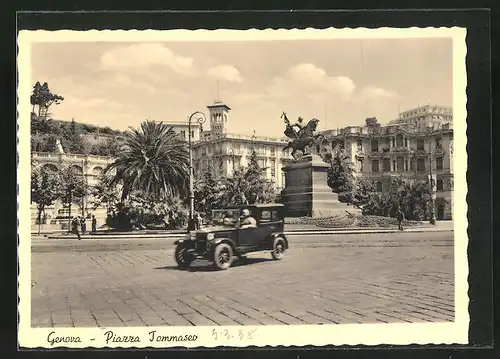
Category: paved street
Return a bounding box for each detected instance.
[31,232,454,327]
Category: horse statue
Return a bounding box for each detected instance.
[281,111,324,159]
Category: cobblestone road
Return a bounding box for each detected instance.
[31,232,454,327]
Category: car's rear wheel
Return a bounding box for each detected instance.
[174,243,193,269]
[213,243,233,270]
[271,237,286,260]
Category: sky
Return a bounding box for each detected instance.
[31,37,453,137]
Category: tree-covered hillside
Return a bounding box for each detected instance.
[29,81,125,156]
[31,114,125,156]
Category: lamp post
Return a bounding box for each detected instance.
[428,139,436,224]
[81,159,88,218]
[188,111,206,231]
[228,147,235,175]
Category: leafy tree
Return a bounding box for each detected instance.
[193,153,277,220]
[105,191,188,230]
[61,119,90,154]
[30,81,64,119]
[90,174,121,212]
[353,179,377,210]
[59,165,87,230]
[323,148,356,203]
[90,137,121,156]
[216,154,276,208]
[365,117,381,128]
[360,178,434,220]
[31,164,62,234]
[194,169,225,217]
[105,120,189,201]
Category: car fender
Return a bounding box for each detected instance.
[211,238,236,252]
[270,233,289,249]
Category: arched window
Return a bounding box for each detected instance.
[41,163,58,172]
[92,166,103,175]
[70,165,83,175]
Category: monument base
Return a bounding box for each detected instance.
[280,154,361,218]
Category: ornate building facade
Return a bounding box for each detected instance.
[31,151,113,229]
[315,105,454,220]
[190,100,292,191]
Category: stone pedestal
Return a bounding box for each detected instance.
[280,154,360,218]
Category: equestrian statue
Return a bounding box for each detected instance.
[281,111,324,159]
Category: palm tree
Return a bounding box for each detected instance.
[105,120,189,202]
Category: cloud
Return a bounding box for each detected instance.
[100,43,194,75]
[111,74,156,95]
[267,63,356,101]
[207,65,243,83]
[358,86,399,102]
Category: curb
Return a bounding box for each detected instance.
[284,228,452,235]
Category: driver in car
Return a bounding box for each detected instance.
[222,211,235,226]
[239,208,257,228]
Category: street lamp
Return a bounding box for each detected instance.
[227,147,235,175]
[188,111,206,231]
[81,159,89,218]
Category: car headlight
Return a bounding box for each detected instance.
[207,233,215,240]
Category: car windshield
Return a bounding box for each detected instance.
[211,209,241,226]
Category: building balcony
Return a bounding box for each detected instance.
[354,149,365,158]
[390,147,411,153]
[433,147,446,156]
[369,150,383,158]
[414,149,429,157]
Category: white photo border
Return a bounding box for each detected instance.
[17,27,469,348]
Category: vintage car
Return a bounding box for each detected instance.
[174,203,289,270]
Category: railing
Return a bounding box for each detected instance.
[225,133,288,143]
[32,152,113,162]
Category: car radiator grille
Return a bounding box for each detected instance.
[195,233,207,251]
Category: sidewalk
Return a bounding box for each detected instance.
[40,221,453,240]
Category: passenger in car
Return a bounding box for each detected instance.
[239,209,257,228]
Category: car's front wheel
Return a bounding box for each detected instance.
[174,243,194,269]
[213,243,233,270]
[271,237,286,260]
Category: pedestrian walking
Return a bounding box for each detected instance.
[71,216,81,240]
[396,207,405,231]
[91,214,97,233]
[80,216,87,234]
[196,213,203,229]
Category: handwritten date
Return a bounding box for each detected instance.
[212,328,257,341]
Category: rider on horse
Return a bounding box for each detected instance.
[281,111,322,159]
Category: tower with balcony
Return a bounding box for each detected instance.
[207,100,231,140]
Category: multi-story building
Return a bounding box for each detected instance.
[31,151,113,230]
[166,121,202,142]
[190,99,292,191]
[315,105,454,220]
[391,104,453,130]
